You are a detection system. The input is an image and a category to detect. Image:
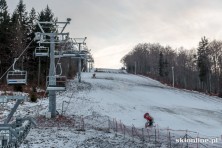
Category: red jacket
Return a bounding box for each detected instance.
[144,113,153,121]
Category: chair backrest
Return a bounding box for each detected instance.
[35,46,49,56]
[7,71,27,85]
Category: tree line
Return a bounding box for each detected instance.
[0,0,82,88]
[121,37,222,97]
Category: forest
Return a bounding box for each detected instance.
[0,0,87,91]
[121,37,222,97]
[2,0,221,99]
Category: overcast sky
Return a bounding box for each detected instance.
[7,0,222,68]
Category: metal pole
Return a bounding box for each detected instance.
[108,119,110,132]
[62,101,64,115]
[85,58,87,72]
[169,131,171,148]
[132,126,134,141]
[123,125,125,139]
[155,128,157,146]
[135,61,136,75]
[186,133,188,148]
[78,58,81,82]
[78,43,81,82]
[49,33,56,118]
[209,70,211,93]
[38,57,41,87]
[172,66,174,87]
[142,128,144,142]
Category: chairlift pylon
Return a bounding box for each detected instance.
[7,58,27,85]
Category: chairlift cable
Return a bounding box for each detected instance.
[0,39,34,81]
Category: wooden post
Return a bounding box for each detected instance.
[132,126,134,141]
[142,128,145,142]
[155,129,157,146]
[169,131,171,148]
[123,125,125,139]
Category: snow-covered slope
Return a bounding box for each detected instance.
[2,71,222,147]
[60,72,222,137]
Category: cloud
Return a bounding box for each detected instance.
[7,0,222,68]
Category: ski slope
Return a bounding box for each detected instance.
[56,72,222,137]
[1,71,222,147]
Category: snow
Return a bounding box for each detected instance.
[68,72,222,137]
[20,127,155,148]
[1,71,222,147]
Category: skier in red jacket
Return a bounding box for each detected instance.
[144,113,154,127]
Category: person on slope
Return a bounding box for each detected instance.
[144,112,154,127]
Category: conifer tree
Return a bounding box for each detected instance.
[0,0,11,77]
[10,0,29,58]
[26,8,38,83]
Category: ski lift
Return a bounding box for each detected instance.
[35,46,49,57]
[34,32,45,43]
[62,50,78,57]
[46,63,66,91]
[46,76,66,91]
[54,50,63,58]
[7,58,27,85]
[80,49,89,54]
[34,32,41,41]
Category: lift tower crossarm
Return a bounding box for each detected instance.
[36,21,45,33]
[60,18,71,33]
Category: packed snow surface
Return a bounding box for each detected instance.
[61,72,222,137]
[2,71,222,147]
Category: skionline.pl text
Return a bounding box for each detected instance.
[176,137,219,144]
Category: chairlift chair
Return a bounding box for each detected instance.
[35,46,49,57]
[6,58,27,85]
[46,76,66,91]
[46,63,66,91]
[80,49,88,54]
[62,50,79,57]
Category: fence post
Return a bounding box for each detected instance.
[116,120,118,132]
[82,117,85,130]
[197,133,199,148]
[142,128,145,142]
[113,118,115,131]
[132,126,134,141]
[168,130,171,148]
[115,119,117,137]
[186,130,188,148]
[108,118,110,132]
[120,120,122,134]
[158,125,160,141]
[155,128,157,147]
[123,125,125,139]
[147,128,150,142]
